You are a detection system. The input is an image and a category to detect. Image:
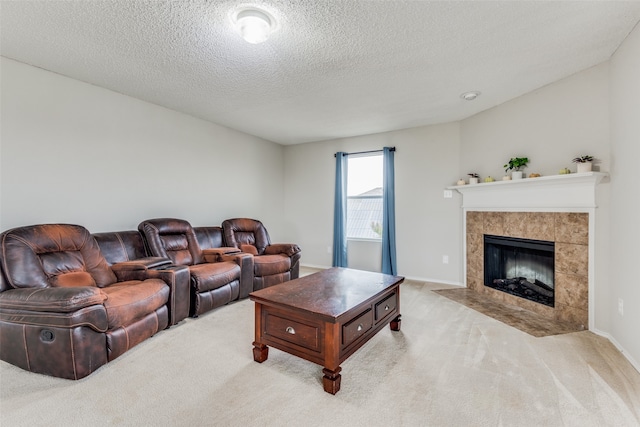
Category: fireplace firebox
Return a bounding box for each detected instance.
[484,235,555,307]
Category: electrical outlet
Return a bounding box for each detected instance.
[442,255,449,264]
[443,190,453,199]
[618,298,624,316]
[327,246,332,254]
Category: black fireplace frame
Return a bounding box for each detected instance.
[483,234,555,307]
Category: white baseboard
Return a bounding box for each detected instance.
[403,275,464,286]
[300,263,330,270]
[300,264,464,286]
[590,327,640,374]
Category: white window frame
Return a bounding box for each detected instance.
[346,153,383,241]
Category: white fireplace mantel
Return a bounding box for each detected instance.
[452,171,609,331]
[448,172,609,210]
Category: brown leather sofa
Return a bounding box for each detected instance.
[221,218,301,290]
[138,218,253,317]
[0,219,301,380]
[0,224,180,380]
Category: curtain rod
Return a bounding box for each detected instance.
[334,147,395,157]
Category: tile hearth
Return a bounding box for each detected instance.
[433,288,583,337]
[466,211,589,329]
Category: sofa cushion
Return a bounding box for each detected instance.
[194,226,224,250]
[50,271,97,288]
[240,244,258,256]
[93,231,148,265]
[138,219,203,266]
[1,224,117,289]
[160,234,194,266]
[189,262,240,293]
[254,255,291,277]
[222,218,270,255]
[101,279,169,329]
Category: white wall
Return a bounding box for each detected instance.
[283,123,462,284]
[347,240,382,272]
[459,63,617,352]
[0,58,285,236]
[609,23,640,368]
[460,63,611,179]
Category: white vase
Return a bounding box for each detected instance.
[577,162,592,173]
[512,171,524,180]
[469,177,479,185]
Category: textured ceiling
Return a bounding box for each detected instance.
[2,1,640,145]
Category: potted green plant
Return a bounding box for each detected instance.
[572,155,593,173]
[503,157,529,180]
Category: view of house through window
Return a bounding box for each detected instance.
[347,154,383,240]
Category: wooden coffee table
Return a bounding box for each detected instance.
[250,267,404,394]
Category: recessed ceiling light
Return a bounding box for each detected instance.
[460,91,481,101]
[233,8,274,44]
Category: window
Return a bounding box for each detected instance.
[346,154,383,240]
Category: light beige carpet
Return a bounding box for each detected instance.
[1,279,639,426]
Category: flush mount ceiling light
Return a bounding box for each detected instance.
[460,91,481,101]
[233,8,274,44]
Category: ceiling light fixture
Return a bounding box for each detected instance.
[234,8,274,44]
[460,91,481,101]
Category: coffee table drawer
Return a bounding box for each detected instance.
[375,291,397,321]
[342,309,373,347]
[265,313,320,352]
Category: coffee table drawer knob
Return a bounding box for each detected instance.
[357,324,363,332]
[385,305,390,311]
[286,326,296,335]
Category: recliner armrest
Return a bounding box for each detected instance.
[144,265,191,325]
[264,243,301,257]
[0,286,109,332]
[0,286,107,313]
[0,304,109,332]
[111,257,172,271]
[202,248,241,263]
[218,253,254,299]
[111,258,172,281]
[0,286,110,332]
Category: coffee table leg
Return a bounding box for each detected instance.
[390,314,401,331]
[253,342,269,363]
[322,366,342,394]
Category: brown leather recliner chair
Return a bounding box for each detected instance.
[92,230,191,326]
[138,218,253,317]
[0,224,172,379]
[193,225,253,300]
[222,218,301,290]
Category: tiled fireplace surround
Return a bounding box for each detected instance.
[452,172,607,331]
[466,211,589,328]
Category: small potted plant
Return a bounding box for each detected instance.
[504,157,529,180]
[572,155,594,173]
[468,173,479,185]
